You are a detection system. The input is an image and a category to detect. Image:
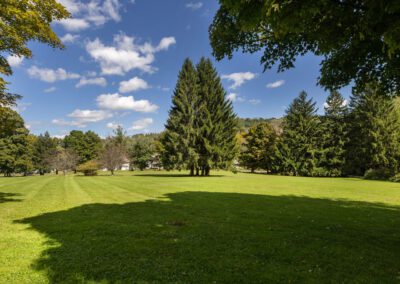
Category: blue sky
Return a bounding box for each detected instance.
[6,0,352,138]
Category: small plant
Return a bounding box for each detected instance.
[364,168,392,180]
[231,166,238,174]
[76,160,100,176]
[389,173,400,183]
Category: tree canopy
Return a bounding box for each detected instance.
[209,0,400,93]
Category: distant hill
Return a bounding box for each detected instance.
[238,117,283,133]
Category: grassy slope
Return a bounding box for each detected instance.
[0,172,400,283]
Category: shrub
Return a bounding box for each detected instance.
[310,167,329,177]
[389,173,400,183]
[77,160,100,176]
[363,168,392,180]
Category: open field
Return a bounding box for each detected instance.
[1,171,400,283]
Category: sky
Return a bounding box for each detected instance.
[6,0,352,138]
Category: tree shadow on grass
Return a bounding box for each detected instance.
[17,192,400,283]
[0,192,21,203]
[133,173,225,178]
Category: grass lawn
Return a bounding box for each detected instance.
[1,171,400,283]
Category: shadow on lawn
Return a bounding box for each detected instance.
[0,192,21,203]
[133,173,225,178]
[18,192,400,283]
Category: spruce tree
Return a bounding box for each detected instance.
[196,57,238,176]
[162,58,238,176]
[161,58,199,174]
[240,122,277,173]
[319,91,348,176]
[277,91,321,176]
[345,83,400,176]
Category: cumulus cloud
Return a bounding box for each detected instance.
[60,33,80,44]
[76,77,107,88]
[226,93,245,103]
[57,0,122,30]
[119,77,149,93]
[129,118,153,131]
[68,109,112,122]
[27,66,80,83]
[106,122,122,129]
[97,93,158,113]
[222,72,257,89]
[7,55,24,67]
[266,80,285,89]
[58,18,90,32]
[186,2,203,10]
[86,34,176,75]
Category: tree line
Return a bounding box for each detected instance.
[0,112,161,176]
[240,83,400,180]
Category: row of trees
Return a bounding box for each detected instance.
[0,109,160,176]
[240,83,400,178]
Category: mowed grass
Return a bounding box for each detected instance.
[1,172,400,283]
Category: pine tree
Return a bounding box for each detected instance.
[196,58,238,176]
[277,91,321,176]
[240,122,277,173]
[319,91,348,176]
[161,58,199,174]
[345,83,400,176]
[161,58,238,176]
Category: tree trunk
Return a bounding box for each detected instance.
[196,167,200,176]
[205,166,210,176]
[111,169,114,175]
[190,165,194,176]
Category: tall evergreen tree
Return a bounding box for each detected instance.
[161,58,199,174]
[240,122,277,173]
[345,83,400,176]
[277,91,321,176]
[319,91,348,176]
[195,57,238,176]
[162,58,238,176]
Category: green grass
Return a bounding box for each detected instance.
[1,171,400,283]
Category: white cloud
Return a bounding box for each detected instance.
[7,55,24,67]
[60,33,80,44]
[57,0,122,30]
[86,34,176,75]
[12,102,31,113]
[58,18,90,32]
[97,93,158,113]
[186,2,203,10]
[119,77,149,93]
[249,99,261,105]
[76,77,107,88]
[266,80,285,88]
[129,118,153,131]
[226,93,245,103]
[222,72,257,89]
[52,119,85,128]
[68,109,112,123]
[106,122,122,129]
[44,87,57,93]
[27,66,80,83]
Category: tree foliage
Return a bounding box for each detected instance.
[209,0,400,93]
[345,83,400,175]
[161,58,238,176]
[276,91,321,176]
[319,91,348,176]
[33,131,57,175]
[129,135,157,171]
[0,0,69,106]
[64,130,102,164]
[0,107,33,176]
[240,122,277,173]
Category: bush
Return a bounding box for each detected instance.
[76,160,100,176]
[363,168,392,180]
[310,167,329,177]
[389,173,400,182]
